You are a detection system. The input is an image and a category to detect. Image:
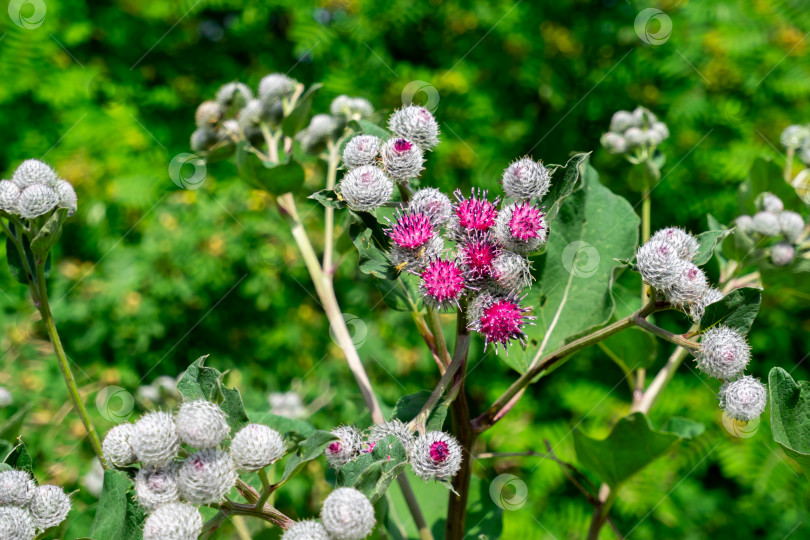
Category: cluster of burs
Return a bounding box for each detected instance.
[636,228,766,423]
[190,73,374,155]
[0,468,71,539]
[735,192,806,267]
[338,105,557,352]
[101,401,378,540]
[600,107,670,155]
[0,160,77,219]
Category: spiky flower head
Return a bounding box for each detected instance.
[175,400,230,449]
[388,105,440,150]
[501,158,551,201]
[696,326,750,380]
[230,424,286,471]
[757,192,784,213]
[190,128,218,153]
[102,423,138,468]
[0,470,36,506]
[142,502,203,540]
[130,411,181,467]
[389,235,444,272]
[624,127,645,147]
[771,242,796,266]
[651,121,670,141]
[409,188,453,226]
[636,239,686,290]
[387,211,434,249]
[0,506,35,540]
[781,124,810,148]
[752,211,780,236]
[259,73,297,104]
[381,138,425,181]
[135,465,180,512]
[779,211,805,243]
[16,184,59,219]
[338,165,393,212]
[55,180,78,217]
[28,484,71,531]
[320,487,376,540]
[368,420,415,453]
[238,99,271,130]
[609,110,638,132]
[650,227,699,261]
[665,263,708,308]
[216,82,253,110]
[194,100,223,129]
[452,189,499,235]
[419,258,467,309]
[330,95,374,120]
[0,180,21,213]
[12,159,58,189]
[410,431,463,481]
[735,215,754,234]
[459,232,500,280]
[342,135,381,170]
[493,202,547,254]
[325,426,363,469]
[689,287,724,322]
[719,376,767,422]
[491,251,532,292]
[177,449,237,504]
[601,132,627,154]
[282,520,331,540]
[468,291,533,352]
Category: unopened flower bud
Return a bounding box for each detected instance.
[493,202,547,254]
[752,211,780,236]
[307,114,340,142]
[609,110,636,133]
[410,431,463,481]
[230,424,286,471]
[0,506,35,540]
[216,82,253,110]
[190,128,219,153]
[651,121,670,141]
[636,239,687,290]
[771,242,795,266]
[665,263,708,308]
[259,74,297,104]
[368,420,415,452]
[12,159,58,189]
[338,165,393,211]
[16,184,59,219]
[779,211,805,243]
[195,100,223,129]
[409,188,453,226]
[696,326,750,379]
[781,124,810,148]
[0,180,21,213]
[175,400,230,449]
[135,465,180,512]
[388,105,440,150]
[325,426,362,469]
[177,449,237,504]
[0,470,36,506]
[600,132,627,154]
[650,227,699,261]
[757,192,784,213]
[320,487,376,540]
[501,157,551,201]
[735,215,754,233]
[330,95,374,120]
[55,180,78,217]
[29,484,71,531]
[282,520,331,540]
[130,411,181,467]
[143,502,203,540]
[103,423,138,468]
[342,135,380,170]
[719,376,766,422]
[624,127,645,147]
[381,138,424,181]
[689,286,724,321]
[491,250,532,292]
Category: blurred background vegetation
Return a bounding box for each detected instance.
[1,0,809,538]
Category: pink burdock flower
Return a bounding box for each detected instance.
[494,202,547,253]
[394,139,412,152]
[468,291,534,353]
[420,258,466,309]
[452,189,499,235]
[387,212,434,249]
[410,431,462,481]
[509,203,544,240]
[459,233,500,280]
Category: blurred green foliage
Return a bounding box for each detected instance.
[1,0,809,538]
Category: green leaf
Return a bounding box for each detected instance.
[349,211,397,280]
[516,163,639,375]
[90,469,146,540]
[543,152,590,225]
[375,274,422,312]
[699,287,761,334]
[693,228,733,266]
[235,143,305,194]
[176,356,249,433]
[391,391,448,430]
[0,403,32,441]
[309,189,347,209]
[573,412,699,488]
[282,83,323,137]
[30,208,68,259]
[349,119,392,140]
[337,435,409,502]
[3,439,33,474]
[277,430,338,488]
[769,367,810,478]
[5,224,50,285]
[251,412,316,440]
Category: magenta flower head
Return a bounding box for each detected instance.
[459,232,500,280]
[410,431,463,481]
[468,291,534,353]
[494,202,547,254]
[387,211,434,249]
[419,258,467,309]
[381,137,425,181]
[325,426,363,469]
[451,189,499,237]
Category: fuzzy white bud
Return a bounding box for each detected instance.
[752,211,780,236]
[410,431,463,481]
[135,465,180,512]
[29,484,71,531]
[771,242,795,266]
[330,95,374,120]
[409,188,453,226]
[259,74,297,104]
[342,135,381,170]
[491,251,532,292]
[779,211,805,243]
[177,449,237,504]
[282,520,331,540]
[689,286,724,321]
[696,326,750,379]
[320,487,376,540]
[103,423,138,468]
[609,110,637,132]
[338,165,394,212]
[12,159,58,189]
[665,263,708,308]
[175,400,230,449]
[0,506,35,540]
[216,82,253,109]
[325,426,363,469]
[230,424,286,471]
[368,420,415,452]
[757,192,784,213]
[719,376,767,422]
[0,180,21,213]
[195,100,223,129]
[130,412,181,467]
[600,132,627,154]
[0,470,36,506]
[388,106,440,150]
[380,138,425,181]
[636,239,687,290]
[781,124,810,148]
[735,215,753,233]
[16,184,59,219]
[55,180,78,217]
[624,127,645,147]
[501,158,551,201]
[142,502,203,540]
[650,227,699,261]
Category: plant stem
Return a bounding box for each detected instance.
[425,308,451,368]
[323,140,340,274]
[587,485,618,540]
[631,316,699,351]
[255,468,272,510]
[785,146,795,184]
[34,260,105,463]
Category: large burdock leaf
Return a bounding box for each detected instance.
[90,470,146,540]
[511,163,638,375]
[699,287,761,334]
[573,412,703,488]
[177,356,249,433]
[769,367,810,478]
